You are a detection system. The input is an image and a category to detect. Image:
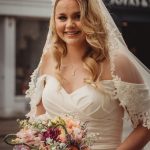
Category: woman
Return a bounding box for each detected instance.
[26,0,150,149]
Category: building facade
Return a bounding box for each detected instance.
[0,0,51,117]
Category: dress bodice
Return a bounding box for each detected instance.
[41,75,124,150]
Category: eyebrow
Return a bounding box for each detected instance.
[56,11,80,16]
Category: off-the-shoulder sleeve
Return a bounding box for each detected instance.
[115,80,150,129]
[25,75,47,118]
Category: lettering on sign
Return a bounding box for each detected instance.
[110,0,150,8]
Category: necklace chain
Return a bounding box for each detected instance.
[60,64,80,77]
[71,68,78,77]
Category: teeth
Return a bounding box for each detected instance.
[65,31,80,35]
[67,33,77,34]
[66,31,78,33]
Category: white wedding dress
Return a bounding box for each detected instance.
[26,73,150,150]
[24,0,150,148]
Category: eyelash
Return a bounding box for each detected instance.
[58,14,80,21]
[75,14,80,20]
[58,16,67,21]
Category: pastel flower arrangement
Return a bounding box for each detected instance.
[4,114,97,150]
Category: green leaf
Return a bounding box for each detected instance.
[3,134,38,149]
[3,134,18,146]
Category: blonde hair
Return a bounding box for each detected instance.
[41,0,108,84]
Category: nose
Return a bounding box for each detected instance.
[66,18,75,28]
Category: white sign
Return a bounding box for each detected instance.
[110,0,150,8]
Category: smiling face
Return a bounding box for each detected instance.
[54,0,86,46]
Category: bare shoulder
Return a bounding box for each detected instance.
[39,50,56,76]
[113,53,143,83]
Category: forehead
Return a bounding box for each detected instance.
[55,0,80,15]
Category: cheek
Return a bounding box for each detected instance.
[76,22,83,32]
[76,22,81,28]
[55,22,65,35]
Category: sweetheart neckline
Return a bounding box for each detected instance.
[39,74,113,95]
[45,75,91,95]
[37,74,146,95]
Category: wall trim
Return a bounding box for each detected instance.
[0,0,51,18]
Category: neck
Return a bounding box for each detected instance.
[63,43,87,64]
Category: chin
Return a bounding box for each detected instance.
[63,37,86,46]
[65,39,81,45]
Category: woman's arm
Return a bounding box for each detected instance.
[36,100,46,116]
[117,125,150,150]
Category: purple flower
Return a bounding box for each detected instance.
[41,127,61,142]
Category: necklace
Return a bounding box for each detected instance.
[71,67,78,77]
[60,64,80,77]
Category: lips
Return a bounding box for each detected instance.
[64,31,81,36]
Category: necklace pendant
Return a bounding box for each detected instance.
[72,71,76,77]
[72,70,77,77]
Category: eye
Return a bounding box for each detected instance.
[74,14,80,20]
[58,16,67,21]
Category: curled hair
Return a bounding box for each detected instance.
[41,0,108,84]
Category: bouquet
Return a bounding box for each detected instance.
[4,114,98,150]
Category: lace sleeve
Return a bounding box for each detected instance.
[109,51,150,129]
[25,75,46,118]
[115,81,150,129]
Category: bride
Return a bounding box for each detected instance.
[26,0,150,149]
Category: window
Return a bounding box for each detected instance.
[16,19,49,95]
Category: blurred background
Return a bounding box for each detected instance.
[0,0,150,149]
